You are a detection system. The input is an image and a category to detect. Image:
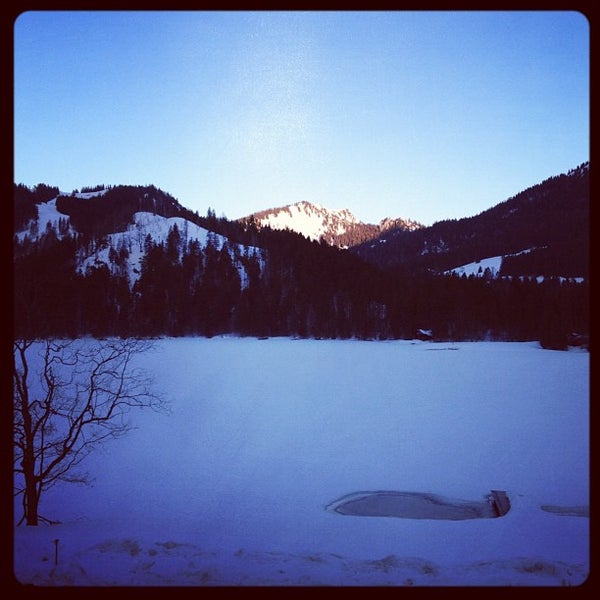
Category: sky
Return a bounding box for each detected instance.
[11,337,589,587]
[13,10,589,226]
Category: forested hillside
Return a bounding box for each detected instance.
[353,163,589,280]
[13,173,589,348]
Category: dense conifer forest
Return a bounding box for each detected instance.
[353,163,589,281]
[13,165,589,350]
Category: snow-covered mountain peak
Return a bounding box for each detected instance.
[242,200,422,248]
[295,201,358,224]
[246,201,360,243]
[242,201,423,247]
[379,216,422,232]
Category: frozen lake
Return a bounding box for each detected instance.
[13,337,590,586]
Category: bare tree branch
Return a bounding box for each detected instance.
[13,337,168,525]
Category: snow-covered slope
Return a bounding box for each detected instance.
[16,188,110,242]
[16,193,264,288]
[77,211,258,285]
[249,201,359,243]
[445,249,585,283]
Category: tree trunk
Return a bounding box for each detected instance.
[23,462,39,526]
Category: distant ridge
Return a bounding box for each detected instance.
[240,200,422,247]
[13,163,589,343]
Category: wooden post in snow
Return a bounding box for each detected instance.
[490,490,511,517]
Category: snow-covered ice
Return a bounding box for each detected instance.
[12,337,589,587]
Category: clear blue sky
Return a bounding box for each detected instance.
[14,10,589,226]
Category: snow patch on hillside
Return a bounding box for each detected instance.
[78,212,263,287]
[16,198,264,288]
[446,249,584,283]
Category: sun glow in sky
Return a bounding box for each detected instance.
[14,10,589,225]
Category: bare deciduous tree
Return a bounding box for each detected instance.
[13,337,167,526]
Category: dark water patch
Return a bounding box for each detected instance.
[327,491,508,520]
[540,505,589,517]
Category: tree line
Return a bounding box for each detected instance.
[353,162,589,281]
[13,217,588,348]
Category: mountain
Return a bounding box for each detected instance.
[238,163,589,281]
[14,185,263,289]
[352,162,589,280]
[239,201,422,248]
[13,184,392,339]
[13,167,589,345]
